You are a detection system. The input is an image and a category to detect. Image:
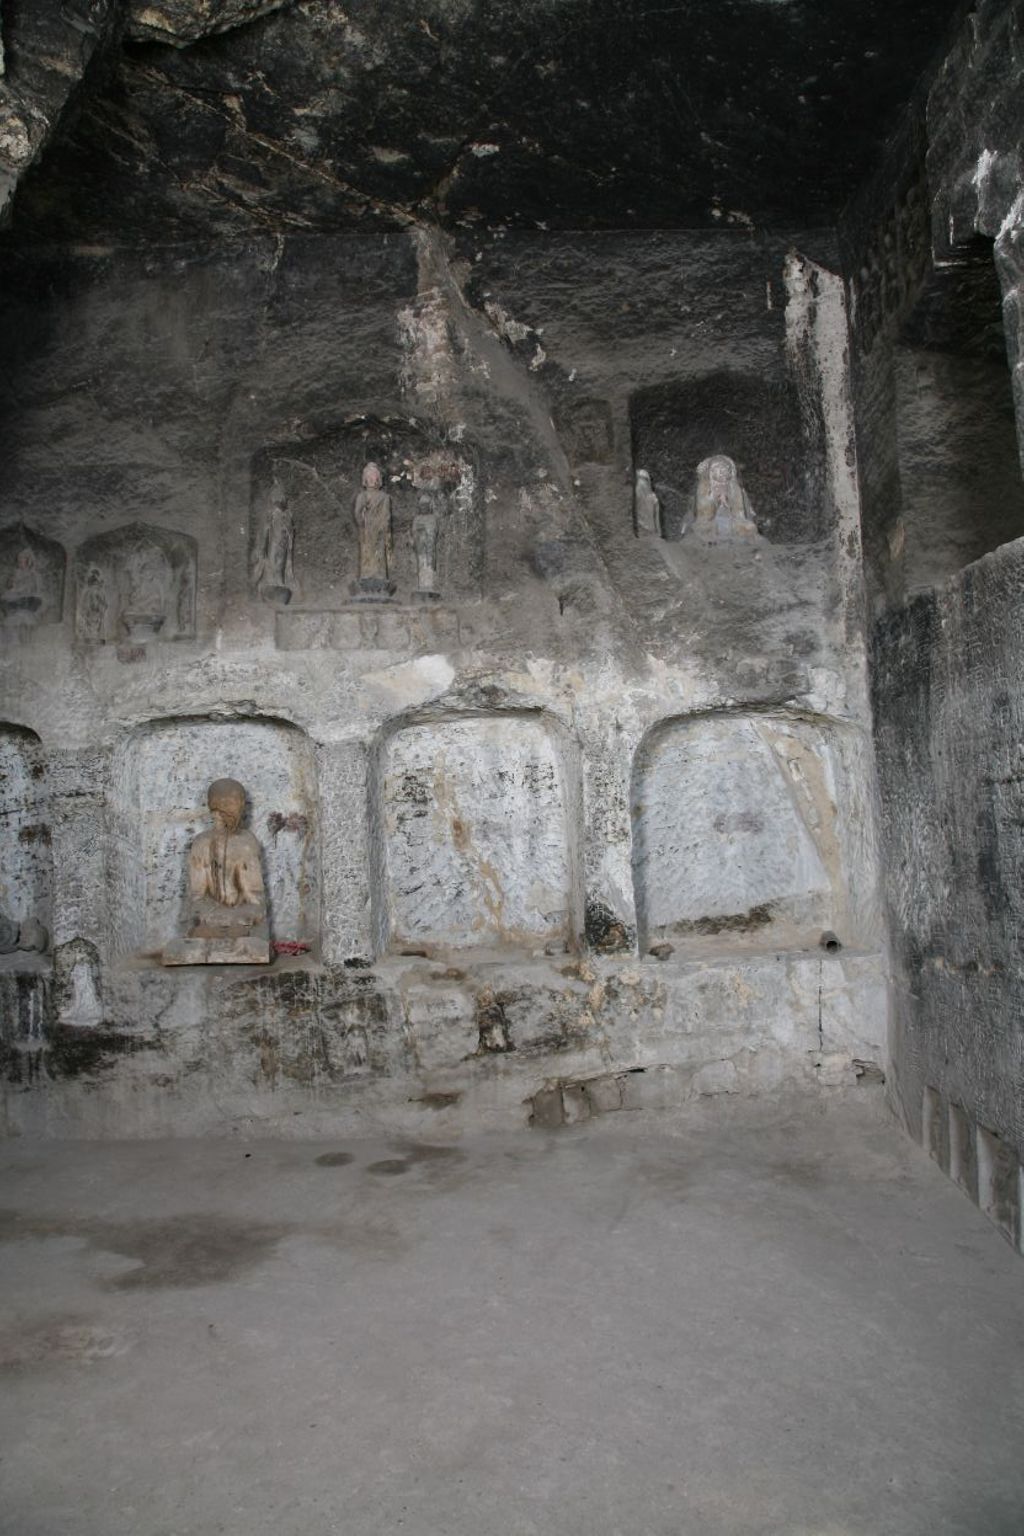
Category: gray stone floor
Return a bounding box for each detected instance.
[1,1092,1022,1536]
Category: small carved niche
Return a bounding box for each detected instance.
[629,372,820,542]
[0,725,51,963]
[0,524,65,632]
[250,417,481,611]
[555,397,614,466]
[73,522,197,643]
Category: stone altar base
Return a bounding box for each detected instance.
[162,922,271,966]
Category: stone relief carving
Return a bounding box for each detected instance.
[352,462,395,599]
[683,455,758,541]
[74,523,197,643]
[163,778,271,965]
[633,469,662,537]
[412,490,446,601]
[0,911,48,955]
[59,951,103,1027]
[0,524,65,630]
[252,477,295,605]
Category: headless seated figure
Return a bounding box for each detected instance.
[188,778,266,938]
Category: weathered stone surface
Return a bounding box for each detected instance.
[0,0,118,224]
[871,539,1024,1163]
[378,715,578,957]
[126,0,289,47]
[6,0,966,242]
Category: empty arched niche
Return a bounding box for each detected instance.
[632,712,872,957]
[375,712,582,958]
[0,725,51,957]
[111,717,320,959]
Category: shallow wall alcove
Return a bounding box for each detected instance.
[371,711,583,959]
[0,723,51,949]
[249,416,482,612]
[894,242,1024,592]
[628,371,825,543]
[631,711,879,958]
[109,717,320,960]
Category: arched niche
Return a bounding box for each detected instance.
[631,711,875,958]
[0,524,65,632]
[73,522,196,643]
[110,716,320,960]
[372,710,583,959]
[0,724,51,955]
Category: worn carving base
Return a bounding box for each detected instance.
[276,606,460,651]
[162,921,271,966]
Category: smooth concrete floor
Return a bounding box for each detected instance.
[1,1093,1023,1536]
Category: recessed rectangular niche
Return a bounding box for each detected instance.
[632,713,864,957]
[110,718,320,960]
[976,1126,1021,1249]
[377,715,579,957]
[0,726,50,963]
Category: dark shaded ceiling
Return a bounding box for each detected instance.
[10,0,966,241]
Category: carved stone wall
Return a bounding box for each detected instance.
[0,225,885,1135]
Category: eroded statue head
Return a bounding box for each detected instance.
[207,778,247,832]
[362,461,383,490]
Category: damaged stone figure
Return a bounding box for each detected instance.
[74,523,197,643]
[2,547,42,619]
[0,911,48,956]
[684,454,758,541]
[253,478,295,605]
[0,524,65,629]
[59,953,103,1027]
[634,468,662,537]
[163,778,270,965]
[413,491,445,601]
[352,461,395,598]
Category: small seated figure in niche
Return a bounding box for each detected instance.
[120,543,170,639]
[633,469,662,538]
[412,491,445,602]
[352,462,395,598]
[683,455,758,542]
[2,547,42,622]
[253,479,295,606]
[162,778,271,965]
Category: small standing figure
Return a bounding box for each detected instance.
[633,469,662,538]
[78,565,109,642]
[163,778,270,965]
[352,462,395,598]
[60,954,103,1027]
[686,454,758,542]
[412,491,444,602]
[253,478,295,606]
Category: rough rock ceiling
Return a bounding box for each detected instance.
[8,0,965,241]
